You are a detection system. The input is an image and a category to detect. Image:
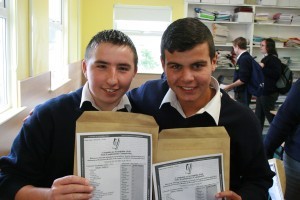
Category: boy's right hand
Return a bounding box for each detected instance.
[49,175,94,200]
[16,175,94,200]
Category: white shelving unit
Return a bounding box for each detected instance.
[184,2,300,83]
[253,5,300,72]
[185,3,253,51]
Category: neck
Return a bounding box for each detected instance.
[181,87,216,117]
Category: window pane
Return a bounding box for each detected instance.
[49,24,64,84]
[0,0,4,9]
[49,0,62,23]
[114,6,171,74]
[0,17,8,112]
[130,35,162,74]
[49,0,67,89]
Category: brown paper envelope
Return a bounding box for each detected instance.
[157,127,230,191]
[269,158,286,195]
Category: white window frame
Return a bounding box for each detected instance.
[0,0,21,124]
[0,0,9,113]
[113,5,172,74]
[49,0,69,90]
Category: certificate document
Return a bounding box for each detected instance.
[76,132,152,200]
[153,154,224,200]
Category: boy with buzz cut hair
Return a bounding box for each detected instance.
[0,29,138,199]
[128,18,274,200]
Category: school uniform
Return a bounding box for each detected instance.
[255,54,281,128]
[233,51,253,106]
[128,77,274,200]
[264,78,300,199]
[0,83,131,199]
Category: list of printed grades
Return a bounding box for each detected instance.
[153,154,224,200]
[76,132,152,200]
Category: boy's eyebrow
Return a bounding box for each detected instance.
[94,60,109,65]
[166,60,208,66]
[117,61,131,66]
[94,60,132,67]
[166,61,181,66]
[191,60,208,65]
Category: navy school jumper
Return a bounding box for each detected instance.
[128,78,274,200]
[0,87,126,199]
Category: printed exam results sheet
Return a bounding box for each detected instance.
[76,131,152,200]
[153,154,224,200]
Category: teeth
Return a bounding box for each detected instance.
[106,89,116,92]
[182,87,193,90]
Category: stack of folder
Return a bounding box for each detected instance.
[255,13,273,23]
[269,37,286,48]
[285,38,300,48]
[215,11,232,21]
[194,7,216,21]
[274,13,293,24]
[212,23,229,44]
[217,50,234,68]
[194,8,232,22]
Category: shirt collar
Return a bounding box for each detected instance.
[80,82,131,112]
[160,76,222,124]
[237,50,247,61]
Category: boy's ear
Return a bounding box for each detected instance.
[160,56,165,72]
[211,52,218,72]
[134,65,138,75]
[81,59,87,79]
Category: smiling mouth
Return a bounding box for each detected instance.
[181,87,194,91]
[105,89,117,93]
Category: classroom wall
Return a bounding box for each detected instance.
[68,0,80,63]
[31,0,49,76]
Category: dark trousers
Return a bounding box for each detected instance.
[234,90,252,107]
[283,152,300,199]
[255,92,279,130]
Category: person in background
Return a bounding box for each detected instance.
[255,38,281,130]
[0,30,138,199]
[264,78,300,200]
[128,17,274,200]
[223,37,253,106]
